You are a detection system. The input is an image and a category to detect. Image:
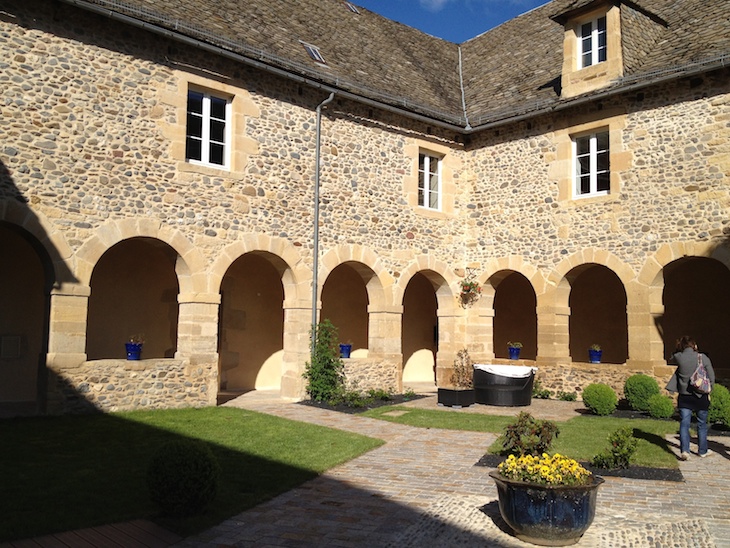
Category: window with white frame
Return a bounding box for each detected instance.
[186,90,230,168]
[579,16,607,68]
[418,152,442,210]
[574,131,610,197]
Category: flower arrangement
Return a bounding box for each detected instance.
[507,341,523,349]
[497,453,592,486]
[458,269,481,307]
[589,344,601,351]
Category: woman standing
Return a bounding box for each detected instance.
[667,336,715,460]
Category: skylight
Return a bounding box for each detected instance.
[301,42,326,64]
[345,2,360,14]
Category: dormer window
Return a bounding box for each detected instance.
[579,16,607,68]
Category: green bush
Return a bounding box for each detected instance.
[647,393,674,419]
[303,319,345,403]
[498,412,559,456]
[557,391,577,402]
[624,374,660,412]
[591,427,638,469]
[532,378,552,399]
[147,440,220,517]
[709,384,730,427]
[582,383,618,416]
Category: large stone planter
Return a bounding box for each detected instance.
[489,471,604,546]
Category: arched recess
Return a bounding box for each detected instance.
[661,256,730,372]
[0,222,54,412]
[567,264,628,364]
[75,219,204,295]
[490,270,537,360]
[218,251,286,391]
[320,262,370,355]
[86,237,180,360]
[401,271,441,383]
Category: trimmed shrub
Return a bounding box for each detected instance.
[582,383,618,416]
[147,440,220,517]
[498,412,559,456]
[647,393,674,419]
[624,374,660,412]
[591,427,638,469]
[708,384,730,428]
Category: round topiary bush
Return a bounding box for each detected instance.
[708,384,730,428]
[624,374,660,412]
[582,383,618,416]
[647,393,674,419]
[147,440,220,517]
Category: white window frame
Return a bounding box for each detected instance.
[573,131,610,198]
[418,152,442,210]
[301,42,326,65]
[185,90,231,169]
[578,15,607,68]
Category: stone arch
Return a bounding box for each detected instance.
[548,248,636,298]
[210,234,308,305]
[395,255,457,313]
[0,200,76,287]
[638,241,730,288]
[319,245,394,310]
[75,219,205,294]
[483,256,546,308]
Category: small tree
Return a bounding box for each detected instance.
[450,348,473,388]
[303,319,345,402]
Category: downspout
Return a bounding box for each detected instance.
[457,46,472,131]
[311,92,336,361]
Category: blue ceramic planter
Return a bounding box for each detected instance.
[490,471,604,546]
[508,347,521,360]
[125,342,143,360]
[339,343,352,359]
[588,349,602,363]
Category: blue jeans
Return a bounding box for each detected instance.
[679,407,709,455]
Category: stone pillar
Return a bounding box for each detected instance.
[435,309,465,386]
[176,293,220,404]
[536,290,571,364]
[280,299,312,400]
[46,283,90,367]
[467,291,494,364]
[367,304,403,391]
[45,283,91,413]
[626,281,665,371]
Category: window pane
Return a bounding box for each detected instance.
[576,136,590,156]
[577,155,591,175]
[428,156,438,177]
[187,113,202,138]
[418,187,424,206]
[210,119,225,143]
[418,154,425,172]
[596,132,609,151]
[187,91,203,114]
[429,191,438,209]
[597,171,610,192]
[429,172,439,192]
[209,143,224,165]
[597,16,606,32]
[186,137,201,161]
[579,174,590,194]
[596,150,609,173]
[210,97,226,120]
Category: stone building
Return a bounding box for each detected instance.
[1,0,728,414]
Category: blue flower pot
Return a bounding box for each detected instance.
[588,349,602,363]
[339,344,352,359]
[508,347,521,360]
[490,471,604,546]
[125,342,143,360]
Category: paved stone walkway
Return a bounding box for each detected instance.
[175,388,730,548]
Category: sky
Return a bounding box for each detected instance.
[354,0,548,43]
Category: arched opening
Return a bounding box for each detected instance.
[401,272,438,383]
[320,263,369,356]
[86,238,179,360]
[0,223,52,413]
[492,272,537,360]
[568,264,628,364]
[662,257,730,374]
[218,252,284,392]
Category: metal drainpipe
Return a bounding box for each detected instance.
[311,92,336,361]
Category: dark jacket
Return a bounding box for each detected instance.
[667,347,715,396]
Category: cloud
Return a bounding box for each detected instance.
[419,0,453,12]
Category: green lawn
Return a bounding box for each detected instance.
[362,406,680,468]
[0,407,382,542]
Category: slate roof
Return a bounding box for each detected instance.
[74,0,730,131]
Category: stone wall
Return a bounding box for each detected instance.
[343,358,400,394]
[47,358,217,414]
